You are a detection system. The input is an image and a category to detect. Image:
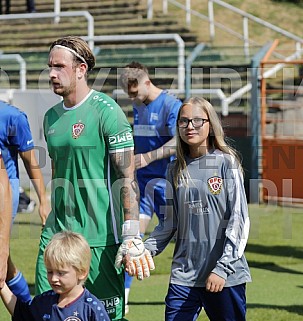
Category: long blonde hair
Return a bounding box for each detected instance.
[173,97,242,188]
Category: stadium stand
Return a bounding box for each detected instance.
[0,0,197,90]
[0,0,250,98]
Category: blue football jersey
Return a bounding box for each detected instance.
[13,288,110,321]
[132,90,182,218]
[0,101,35,216]
[0,101,34,181]
[133,90,182,180]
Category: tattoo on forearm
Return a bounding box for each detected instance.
[111,151,139,220]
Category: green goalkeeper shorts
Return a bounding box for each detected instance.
[36,240,127,321]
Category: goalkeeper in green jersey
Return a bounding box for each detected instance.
[35,36,154,321]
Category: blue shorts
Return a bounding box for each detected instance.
[165,283,247,321]
[139,177,166,221]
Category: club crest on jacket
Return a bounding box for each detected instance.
[207,176,223,195]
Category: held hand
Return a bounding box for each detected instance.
[127,248,155,280]
[205,272,225,292]
[115,237,155,280]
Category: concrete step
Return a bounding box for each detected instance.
[7,0,145,13]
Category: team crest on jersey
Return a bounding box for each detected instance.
[63,318,81,321]
[207,176,223,195]
[72,122,85,139]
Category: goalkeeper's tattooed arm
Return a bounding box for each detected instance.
[110,149,140,221]
[111,149,155,279]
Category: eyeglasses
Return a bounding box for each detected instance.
[177,117,209,128]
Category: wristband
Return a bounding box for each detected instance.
[122,220,140,238]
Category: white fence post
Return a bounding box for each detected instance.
[147,0,153,19]
[54,0,60,24]
[163,0,168,14]
[243,17,250,57]
[186,0,191,26]
[0,54,27,90]
[208,0,215,41]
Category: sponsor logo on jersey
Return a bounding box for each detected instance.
[207,176,223,195]
[101,296,120,316]
[150,112,158,121]
[133,124,156,137]
[109,132,133,145]
[188,201,209,214]
[72,122,85,139]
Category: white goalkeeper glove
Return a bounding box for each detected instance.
[115,220,155,280]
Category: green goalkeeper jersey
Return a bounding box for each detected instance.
[42,90,134,247]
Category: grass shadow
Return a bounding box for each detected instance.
[246,244,303,260]
[129,301,164,306]
[248,260,303,275]
[248,303,303,316]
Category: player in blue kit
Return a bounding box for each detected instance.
[120,62,182,312]
[0,230,110,321]
[142,97,252,321]
[0,100,49,302]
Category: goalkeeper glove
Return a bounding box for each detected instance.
[115,220,155,280]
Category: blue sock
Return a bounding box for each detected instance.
[125,272,133,289]
[7,271,32,302]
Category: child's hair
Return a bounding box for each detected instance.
[44,231,91,282]
[174,97,243,187]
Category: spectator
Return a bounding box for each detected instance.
[0,0,10,14]
[0,0,35,14]
[26,0,35,13]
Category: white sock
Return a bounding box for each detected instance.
[125,288,130,305]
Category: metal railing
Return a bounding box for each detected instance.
[113,88,227,115]
[84,34,185,91]
[208,0,303,57]
[152,0,303,58]
[0,54,27,90]
[149,0,303,115]
[0,11,95,50]
[54,0,61,23]
[225,43,303,115]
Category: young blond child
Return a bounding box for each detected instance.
[0,231,110,321]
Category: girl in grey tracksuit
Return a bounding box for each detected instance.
[144,97,251,321]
